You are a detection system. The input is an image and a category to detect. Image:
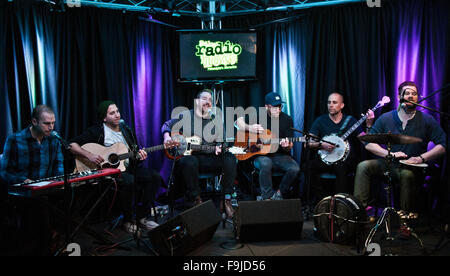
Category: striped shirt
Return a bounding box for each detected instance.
[0,126,64,186]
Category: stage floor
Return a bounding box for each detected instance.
[73,209,450,257]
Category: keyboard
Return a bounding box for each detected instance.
[8,168,121,197]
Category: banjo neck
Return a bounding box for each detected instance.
[340,97,389,141]
[341,115,367,141]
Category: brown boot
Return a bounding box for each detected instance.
[194,195,203,206]
[224,199,234,219]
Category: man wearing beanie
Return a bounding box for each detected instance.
[70,101,162,233]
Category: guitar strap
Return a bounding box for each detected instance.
[338,115,352,136]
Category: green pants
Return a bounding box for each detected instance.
[354,159,423,212]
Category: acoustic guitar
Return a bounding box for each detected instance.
[233,129,307,161]
[75,141,179,172]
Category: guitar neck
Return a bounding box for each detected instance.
[288,137,307,143]
[190,144,216,153]
[118,144,166,160]
[260,137,307,144]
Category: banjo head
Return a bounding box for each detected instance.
[318,134,350,165]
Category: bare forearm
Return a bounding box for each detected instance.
[236,117,249,131]
[365,143,389,158]
[69,142,92,159]
[421,144,446,162]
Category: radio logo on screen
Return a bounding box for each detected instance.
[195,40,242,71]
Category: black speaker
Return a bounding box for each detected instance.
[234,199,303,243]
[148,200,221,256]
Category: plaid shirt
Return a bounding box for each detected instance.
[0,126,64,186]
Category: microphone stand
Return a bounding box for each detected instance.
[54,134,72,246]
[402,99,450,118]
[167,149,179,217]
[417,83,450,104]
[290,128,320,220]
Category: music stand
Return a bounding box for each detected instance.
[358,134,426,254]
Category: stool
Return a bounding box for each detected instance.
[315,172,355,200]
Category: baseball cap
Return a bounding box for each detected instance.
[265,92,285,106]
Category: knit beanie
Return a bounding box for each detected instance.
[97,100,115,121]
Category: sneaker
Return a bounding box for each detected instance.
[270,191,283,201]
[123,221,139,234]
[398,224,412,240]
[139,218,159,231]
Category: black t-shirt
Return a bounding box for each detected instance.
[310,114,363,139]
[162,109,222,146]
[243,111,294,154]
[309,114,363,160]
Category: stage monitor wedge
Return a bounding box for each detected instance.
[148,200,221,256]
[234,199,303,243]
[178,29,257,82]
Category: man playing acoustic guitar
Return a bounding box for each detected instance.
[235,92,300,201]
[69,100,162,233]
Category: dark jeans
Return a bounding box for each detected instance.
[119,166,162,221]
[254,154,300,200]
[0,177,7,205]
[175,153,237,201]
[10,196,51,256]
[306,157,356,197]
[354,159,424,212]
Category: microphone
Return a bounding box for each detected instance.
[119,119,130,129]
[207,108,215,119]
[400,98,416,109]
[51,131,71,150]
[119,119,138,146]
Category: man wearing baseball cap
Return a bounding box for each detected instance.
[236,92,300,200]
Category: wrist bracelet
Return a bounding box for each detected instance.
[419,155,426,163]
[318,142,322,149]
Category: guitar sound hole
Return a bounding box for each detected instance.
[249,145,261,153]
[108,154,119,166]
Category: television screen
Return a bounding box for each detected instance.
[178,30,257,82]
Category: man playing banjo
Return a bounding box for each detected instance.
[306,92,375,199]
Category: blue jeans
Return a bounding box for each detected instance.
[254,154,300,200]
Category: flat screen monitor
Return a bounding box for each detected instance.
[178,30,257,82]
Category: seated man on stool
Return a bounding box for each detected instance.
[70,101,162,234]
[161,89,237,218]
[1,105,63,255]
[354,81,446,218]
[306,92,374,199]
[236,92,300,200]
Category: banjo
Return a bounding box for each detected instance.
[318,96,390,165]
